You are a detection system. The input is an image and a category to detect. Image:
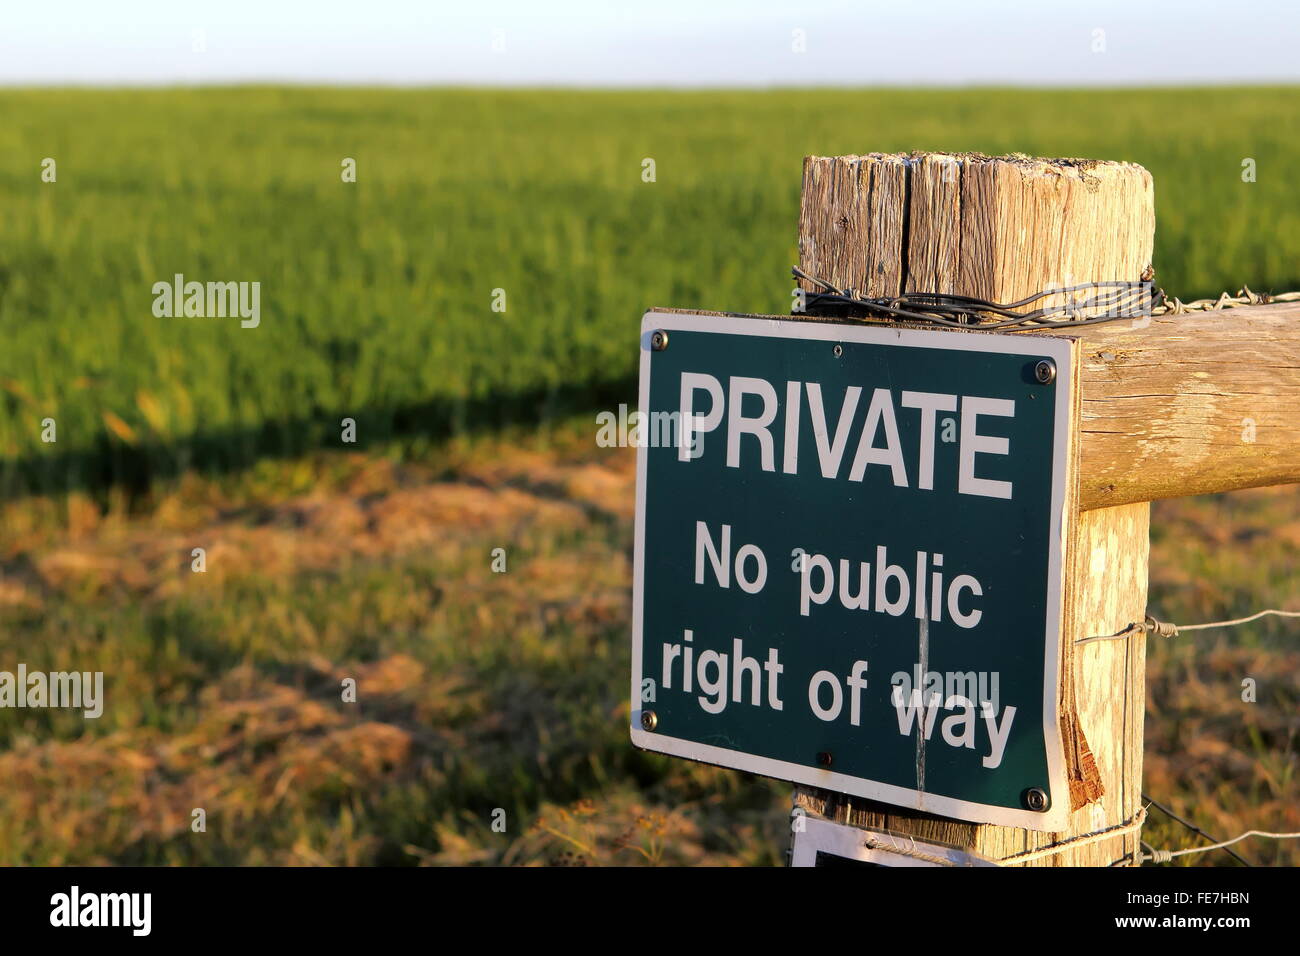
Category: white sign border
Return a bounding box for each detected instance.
[790,815,998,867]
[629,309,1076,831]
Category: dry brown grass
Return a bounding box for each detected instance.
[0,424,1293,865]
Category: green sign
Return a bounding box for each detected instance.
[630,310,1076,830]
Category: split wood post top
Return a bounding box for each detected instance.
[797,152,1154,307]
[793,152,1153,865]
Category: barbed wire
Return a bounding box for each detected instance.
[791,265,1300,331]
[1154,287,1300,315]
[1078,608,1300,646]
[1142,794,1253,867]
[1142,828,1300,864]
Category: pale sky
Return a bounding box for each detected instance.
[1,0,1296,87]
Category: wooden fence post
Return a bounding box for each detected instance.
[791,153,1155,865]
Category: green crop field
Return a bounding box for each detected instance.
[0,87,1296,866]
[1,86,1298,494]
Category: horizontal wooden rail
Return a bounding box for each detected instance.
[1070,300,1300,509]
[646,302,1300,510]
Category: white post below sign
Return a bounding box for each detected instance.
[790,814,997,867]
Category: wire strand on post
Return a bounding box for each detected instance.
[1077,608,1299,645]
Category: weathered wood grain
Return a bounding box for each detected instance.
[1066,301,1300,508]
[799,152,1156,322]
[866,155,908,298]
[905,154,961,295]
[1069,502,1149,866]
[957,156,1154,317]
[798,153,908,298]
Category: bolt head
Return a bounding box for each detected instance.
[650,330,669,351]
[816,751,833,768]
[1034,359,1057,384]
[832,344,843,358]
[640,710,658,731]
[1025,787,1049,812]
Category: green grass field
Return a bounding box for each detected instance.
[0,87,1296,865]
[2,86,1299,493]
